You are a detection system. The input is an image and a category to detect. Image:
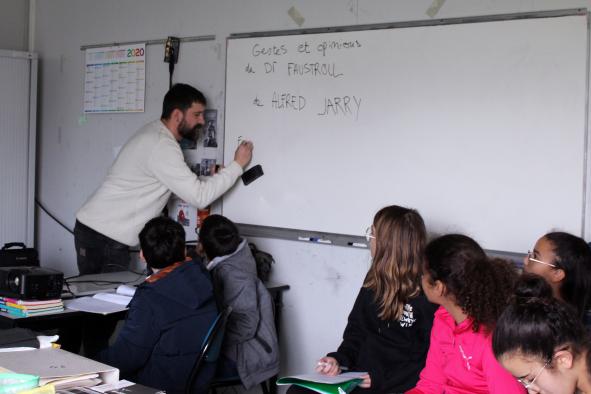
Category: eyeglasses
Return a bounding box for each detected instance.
[526,251,557,268]
[365,226,375,242]
[517,359,551,389]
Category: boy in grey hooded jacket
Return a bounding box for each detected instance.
[200,214,280,389]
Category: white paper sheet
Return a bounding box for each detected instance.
[64,297,127,315]
[115,285,137,297]
[92,293,132,306]
[277,372,368,385]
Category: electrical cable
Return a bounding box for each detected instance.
[35,197,73,234]
[35,198,140,253]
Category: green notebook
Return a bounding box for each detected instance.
[277,372,365,394]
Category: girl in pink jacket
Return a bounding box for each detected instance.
[406,234,525,394]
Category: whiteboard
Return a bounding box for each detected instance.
[223,14,589,253]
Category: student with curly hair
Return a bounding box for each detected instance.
[406,234,525,394]
[523,231,591,326]
[290,205,438,393]
[493,274,591,393]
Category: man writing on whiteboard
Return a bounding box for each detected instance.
[75,83,253,275]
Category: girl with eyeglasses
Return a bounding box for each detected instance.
[288,205,437,393]
[523,232,591,326]
[493,273,591,394]
[406,234,525,394]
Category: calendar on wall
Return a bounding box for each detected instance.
[84,44,146,113]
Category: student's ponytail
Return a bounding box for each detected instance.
[513,272,553,301]
[493,273,587,363]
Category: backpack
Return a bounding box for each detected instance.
[248,242,274,282]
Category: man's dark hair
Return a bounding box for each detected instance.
[139,216,186,269]
[161,83,206,120]
[199,215,241,260]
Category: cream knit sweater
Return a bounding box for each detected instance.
[77,120,243,246]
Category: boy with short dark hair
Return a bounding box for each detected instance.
[199,214,280,390]
[100,216,217,393]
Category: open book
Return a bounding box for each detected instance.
[277,372,366,394]
[93,284,136,305]
[64,285,137,314]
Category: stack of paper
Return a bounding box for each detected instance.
[42,372,102,389]
[0,297,64,317]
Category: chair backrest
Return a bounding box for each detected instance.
[185,306,232,394]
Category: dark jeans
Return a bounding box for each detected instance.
[72,220,130,357]
[59,314,121,359]
[74,220,130,275]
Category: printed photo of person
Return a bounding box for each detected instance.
[203,109,218,148]
[200,158,217,176]
[175,200,191,227]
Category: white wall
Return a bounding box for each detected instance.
[0,0,28,51]
[33,1,591,391]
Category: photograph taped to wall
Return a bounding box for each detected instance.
[200,158,217,176]
[175,200,191,227]
[203,109,218,148]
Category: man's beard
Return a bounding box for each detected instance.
[179,119,202,141]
